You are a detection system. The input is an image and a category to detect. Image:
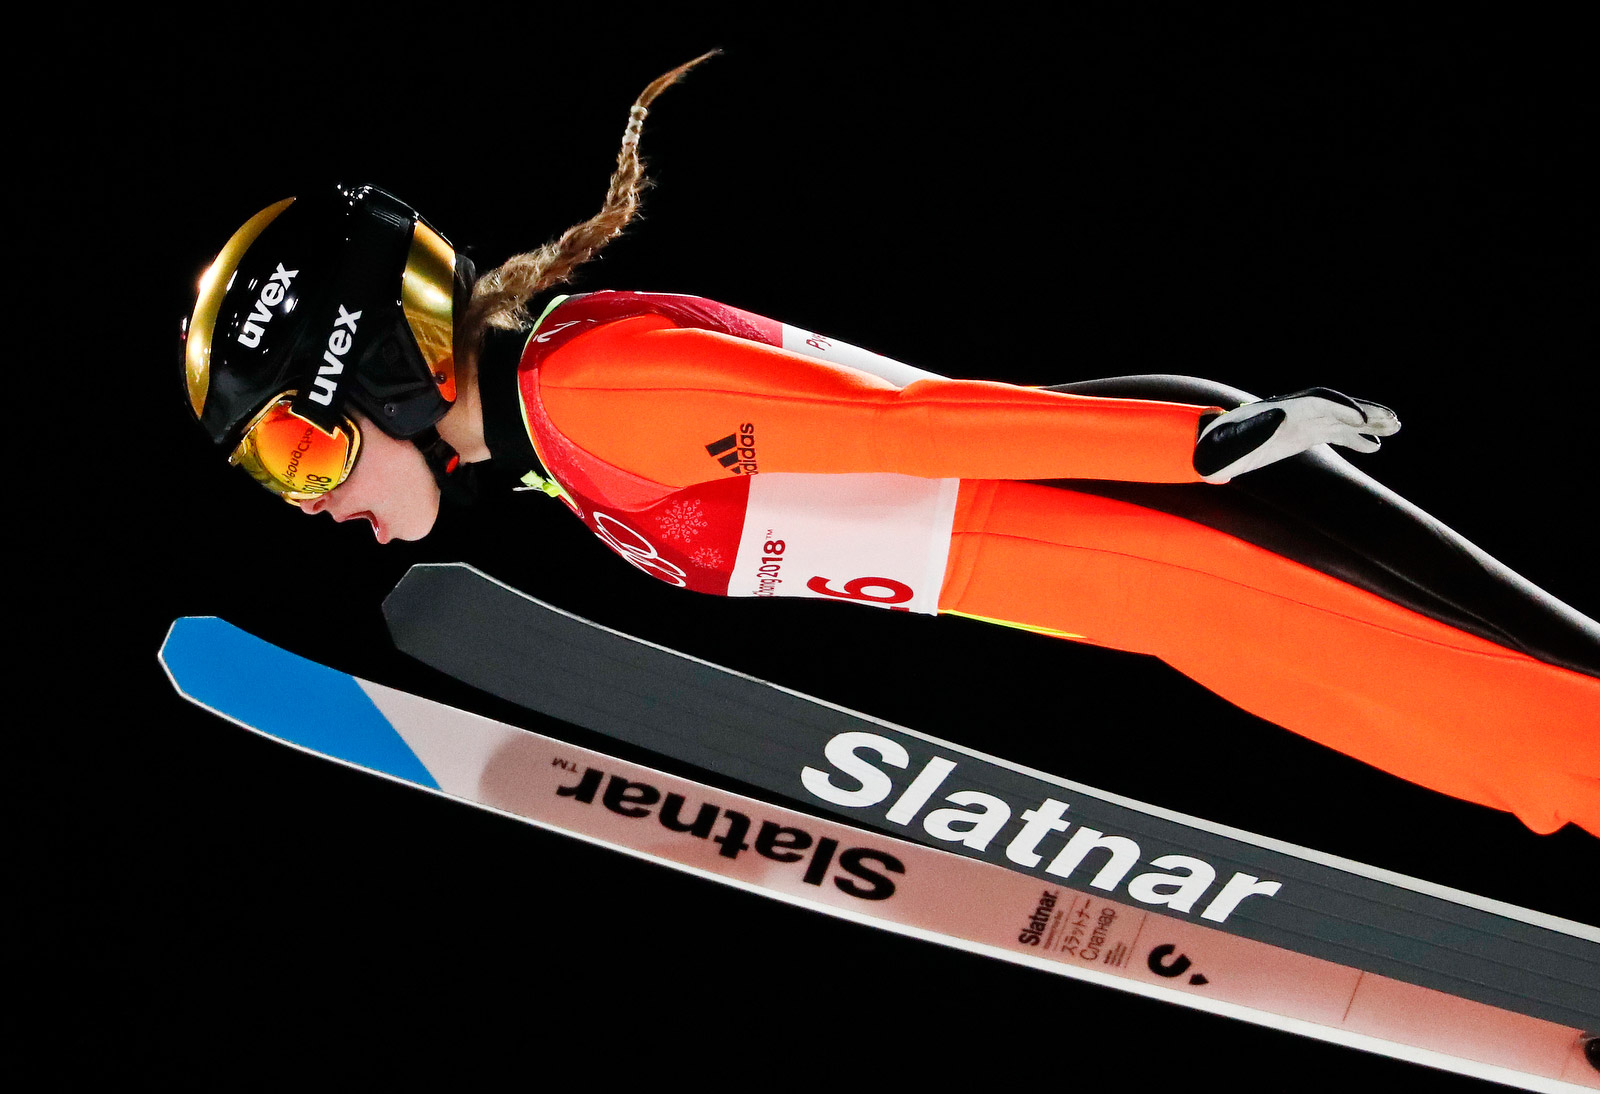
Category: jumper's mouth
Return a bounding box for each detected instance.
[337,509,385,543]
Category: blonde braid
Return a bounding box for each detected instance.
[462,51,718,343]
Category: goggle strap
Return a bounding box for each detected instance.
[282,193,416,433]
[288,384,352,435]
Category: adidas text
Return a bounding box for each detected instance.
[706,423,758,474]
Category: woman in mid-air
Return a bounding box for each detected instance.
[180,55,1599,836]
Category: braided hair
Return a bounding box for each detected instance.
[460,51,718,350]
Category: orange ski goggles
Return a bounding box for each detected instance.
[229,394,362,504]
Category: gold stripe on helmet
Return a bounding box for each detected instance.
[184,198,297,419]
[400,220,458,404]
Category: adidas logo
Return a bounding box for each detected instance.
[705,424,758,475]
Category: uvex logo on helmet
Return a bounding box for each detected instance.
[235,264,299,348]
[308,305,362,407]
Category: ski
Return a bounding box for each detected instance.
[381,563,1600,1072]
[160,613,1597,1091]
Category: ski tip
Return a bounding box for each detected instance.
[385,561,483,609]
[158,616,291,705]
[394,560,484,582]
[157,617,439,789]
[383,561,528,619]
[157,616,222,674]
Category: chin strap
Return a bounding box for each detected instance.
[413,422,552,512]
[412,426,481,509]
[407,325,558,512]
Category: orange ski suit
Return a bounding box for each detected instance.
[494,292,1600,836]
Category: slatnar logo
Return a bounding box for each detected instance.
[801,730,1282,923]
[557,763,904,900]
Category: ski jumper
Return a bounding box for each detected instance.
[481,291,1600,837]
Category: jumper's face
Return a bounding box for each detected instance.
[298,413,441,542]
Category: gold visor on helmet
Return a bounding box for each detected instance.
[229,395,363,504]
[184,198,296,420]
[400,220,460,403]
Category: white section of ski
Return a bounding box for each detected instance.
[418,562,1600,944]
[371,681,515,789]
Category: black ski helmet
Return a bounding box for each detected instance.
[181,183,476,457]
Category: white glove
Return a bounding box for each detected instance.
[1193,387,1400,483]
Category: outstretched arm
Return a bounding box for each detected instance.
[539,316,1222,486]
[537,313,1398,487]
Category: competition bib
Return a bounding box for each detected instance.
[728,472,959,615]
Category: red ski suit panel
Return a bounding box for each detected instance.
[511,293,1600,837]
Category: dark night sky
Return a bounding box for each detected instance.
[22,8,1596,1089]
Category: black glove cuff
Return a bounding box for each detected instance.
[1193,408,1285,478]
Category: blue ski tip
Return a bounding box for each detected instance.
[160,617,439,789]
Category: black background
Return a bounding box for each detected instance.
[24,7,1597,1089]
